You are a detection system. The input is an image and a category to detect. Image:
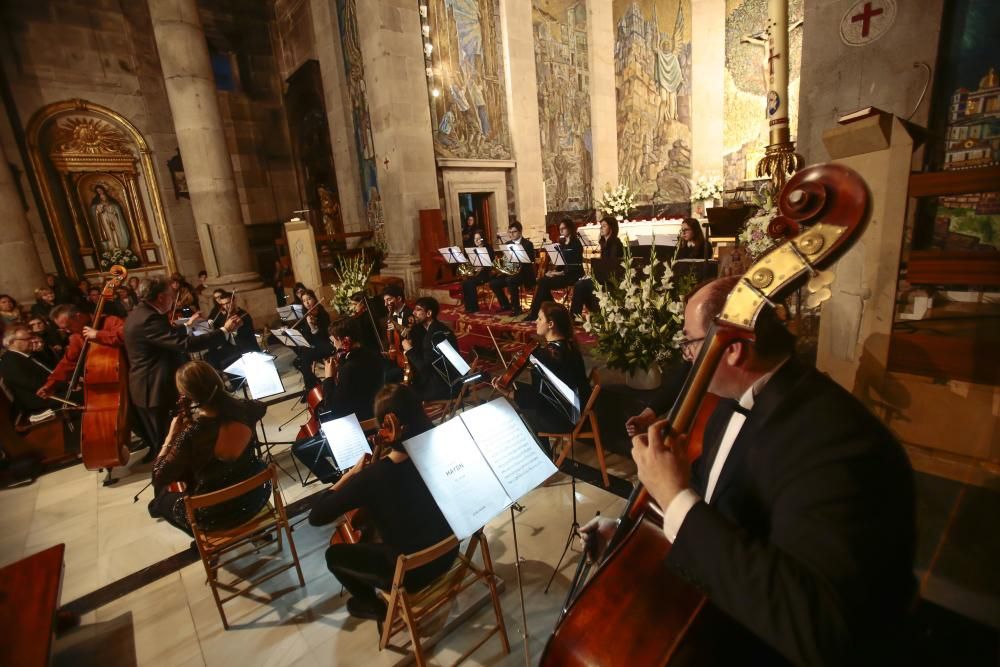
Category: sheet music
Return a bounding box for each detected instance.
[529,355,581,416]
[503,243,530,263]
[277,304,305,322]
[458,398,556,502]
[403,418,511,540]
[434,339,471,375]
[542,243,566,266]
[319,413,372,471]
[269,327,312,348]
[466,247,493,267]
[189,320,213,337]
[438,246,469,264]
[224,352,284,399]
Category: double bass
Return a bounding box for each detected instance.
[71,265,132,482]
[541,164,871,665]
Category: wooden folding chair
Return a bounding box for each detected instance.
[184,464,305,629]
[538,368,609,487]
[377,531,510,666]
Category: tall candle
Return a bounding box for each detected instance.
[765,0,790,145]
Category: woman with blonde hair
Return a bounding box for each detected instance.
[150,360,270,535]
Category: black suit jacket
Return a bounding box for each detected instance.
[0,351,54,414]
[124,302,230,408]
[667,359,916,666]
[319,346,385,422]
[516,238,536,286]
[405,319,459,401]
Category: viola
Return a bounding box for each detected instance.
[494,342,539,392]
[295,349,347,440]
[541,164,872,666]
[386,310,414,383]
[330,413,401,545]
[75,265,132,478]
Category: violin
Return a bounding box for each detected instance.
[295,349,347,440]
[330,413,401,545]
[386,310,414,383]
[493,342,539,392]
[540,164,872,666]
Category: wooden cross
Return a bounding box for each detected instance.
[851,2,883,38]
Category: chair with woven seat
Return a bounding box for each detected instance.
[377,531,510,666]
[538,368,609,487]
[185,464,305,629]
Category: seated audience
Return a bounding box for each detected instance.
[31,288,57,319]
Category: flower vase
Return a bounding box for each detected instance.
[625,365,662,391]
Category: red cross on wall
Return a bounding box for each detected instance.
[852,2,884,38]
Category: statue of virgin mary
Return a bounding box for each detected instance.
[90,184,131,252]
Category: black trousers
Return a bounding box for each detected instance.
[324,542,457,603]
[527,273,576,318]
[489,274,530,314]
[461,271,492,312]
[570,278,596,316]
[134,403,172,455]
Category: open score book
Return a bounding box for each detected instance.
[403,398,557,540]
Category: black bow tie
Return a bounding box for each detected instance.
[732,404,752,417]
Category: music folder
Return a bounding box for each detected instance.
[277,304,305,323]
[269,327,312,348]
[319,412,373,471]
[403,398,558,539]
[223,352,285,400]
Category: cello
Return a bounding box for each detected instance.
[71,265,132,484]
[540,164,871,666]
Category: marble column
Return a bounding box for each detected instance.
[0,140,47,302]
[587,0,618,203]
[310,0,367,234]
[499,0,546,241]
[691,0,725,179]
[147,0,261,289]
[354,0,439,290]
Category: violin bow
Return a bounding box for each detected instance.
[362,294,386,355]
[486,326,508,368]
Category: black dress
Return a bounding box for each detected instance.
[151,399,270,534]
[514,339,590,435]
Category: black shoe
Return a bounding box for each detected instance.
[346,596,388,621]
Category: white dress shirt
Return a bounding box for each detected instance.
[662,359,788,542]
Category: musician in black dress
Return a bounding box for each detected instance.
[149,361,271,534]
[570,216,625,318]
[461,230,496,313]
[674,217,712,260]
[493,302,589,444]
[309,383,458,620]
[524,218,584,322]
[291,289,332,391]
[489,221,535,316]
[318,317,385,422]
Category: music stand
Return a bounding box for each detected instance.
[577,226,600,247]
[276,304,305,324]
[542,243,567,267]
[466,247,493,269]
[438,246,469,267]
[223,352,294,476]
[503,243,531,265]
[269,327,311,350]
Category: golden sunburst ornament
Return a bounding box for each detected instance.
[55,118,130,155]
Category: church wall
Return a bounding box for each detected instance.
[0,0,203,277]
[532,0,593,212]
[797,0,945,165]
[273,0,317,82]
[612,0,692,206]
[722,0,802,189]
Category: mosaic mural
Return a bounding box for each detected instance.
[722,0,803,188]
[533,0,592,211]
[613,0,692,206]
[426,0,512,160]
[335,0,381,224]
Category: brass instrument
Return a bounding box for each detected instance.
[456,262,477,278]
[493,234,520,276]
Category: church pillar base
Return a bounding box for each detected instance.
[380,254,422,297]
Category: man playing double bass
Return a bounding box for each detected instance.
[583,277,915,665]
[36,304,124,400]
[124,277,243,463]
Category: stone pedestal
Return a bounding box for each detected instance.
[284,219,323,291]
[500,0,546,240]
[0,140,46,302]
[587,0,618,204]
[353,0,439,293]
[147,0,261,288]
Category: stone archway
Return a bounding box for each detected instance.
[26,99,177,277]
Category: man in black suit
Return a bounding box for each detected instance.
[204,290,259,371]
[402,296,460,402]
[382,284,422,384]
[124,277,242,462]
[489,220,535,316]
[585,276,916,665]
[0,325,61,415]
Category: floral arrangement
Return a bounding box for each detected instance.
[99,247,140,270]
[690,174,724,202]
[595,182,638,222]
[328,251,374,314]
[739,206,780,260]
[583,243,696,373]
